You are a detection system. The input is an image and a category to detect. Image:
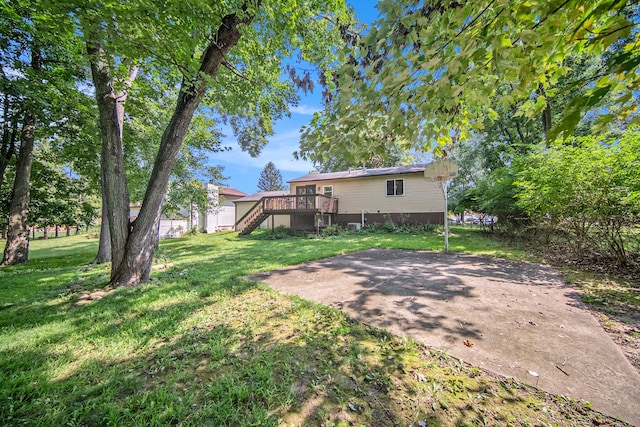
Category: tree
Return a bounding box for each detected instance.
[475,166,527,227]
[0,89,18,195]
[446,52,609,228]
[1,34,42,264]
[257,162,285,191]
[27,148,98,237]
[514,130,640,266]
[76,0,350,286]
[299,0,640,163]
[2,101,36,265]
[1,2,89,265]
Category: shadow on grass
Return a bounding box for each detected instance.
[0,232,625,426]
[2,279,580,426]
[30,240,99,260]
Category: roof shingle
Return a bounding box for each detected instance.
[288,164,427,183]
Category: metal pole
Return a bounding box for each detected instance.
[443,180,449,252]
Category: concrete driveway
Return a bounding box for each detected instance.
[252,248,640,425]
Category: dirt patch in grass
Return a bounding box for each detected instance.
[71,284,117,306]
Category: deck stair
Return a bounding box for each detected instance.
[237,201,268,235]
[235,194,338,235]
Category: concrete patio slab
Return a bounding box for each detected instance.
[253,248,640,425]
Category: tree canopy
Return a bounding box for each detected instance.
[1,0,351,282]
[299,0,640,163]
[83,0,350,285]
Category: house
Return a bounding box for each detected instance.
[131,185,248,238]
[234,164,445,235]
[196,186,249,233]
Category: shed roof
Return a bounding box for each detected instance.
[288,164,427,183]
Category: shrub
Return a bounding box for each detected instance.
[382,214,397,233]
[322,225,342,236]
[419,223,437,233]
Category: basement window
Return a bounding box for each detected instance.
[386,179,404,196]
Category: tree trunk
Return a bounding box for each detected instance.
[538,84,552,137]
[92,195,111,264]
[1,48,42,266]
[1,113,36,266]
[109,11,250,286]
[0,95,18,195]
[85,33,137,279]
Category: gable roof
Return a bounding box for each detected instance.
[220,187,248,198]
[233,190,289,203]
[288,164,427,183]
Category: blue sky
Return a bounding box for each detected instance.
[207,2,379,195]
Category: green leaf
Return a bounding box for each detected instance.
[499,35,513,48]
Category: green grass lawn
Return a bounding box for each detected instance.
[0,228,624,426]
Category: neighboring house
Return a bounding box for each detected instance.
[130,185,248,238]
[131,204,187,238]
[196,186,248,233]
[234,164,445,235]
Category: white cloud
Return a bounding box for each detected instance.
[289,104,322,116]
[209,128,314,174]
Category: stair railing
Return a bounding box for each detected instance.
[235,199,265,233]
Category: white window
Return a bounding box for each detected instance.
[318,214,332,226]
[386,179,404,196]
[323,185,333,197]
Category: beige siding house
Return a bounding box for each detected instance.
[234,164,445,235]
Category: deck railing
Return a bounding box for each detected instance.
[262,194,338,213]
[235,194,338,231]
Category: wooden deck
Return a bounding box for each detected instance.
[262,194,337,214]
[236,194,338,235]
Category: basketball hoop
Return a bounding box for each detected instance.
[423,159,458,253]
[424,159,458,182]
